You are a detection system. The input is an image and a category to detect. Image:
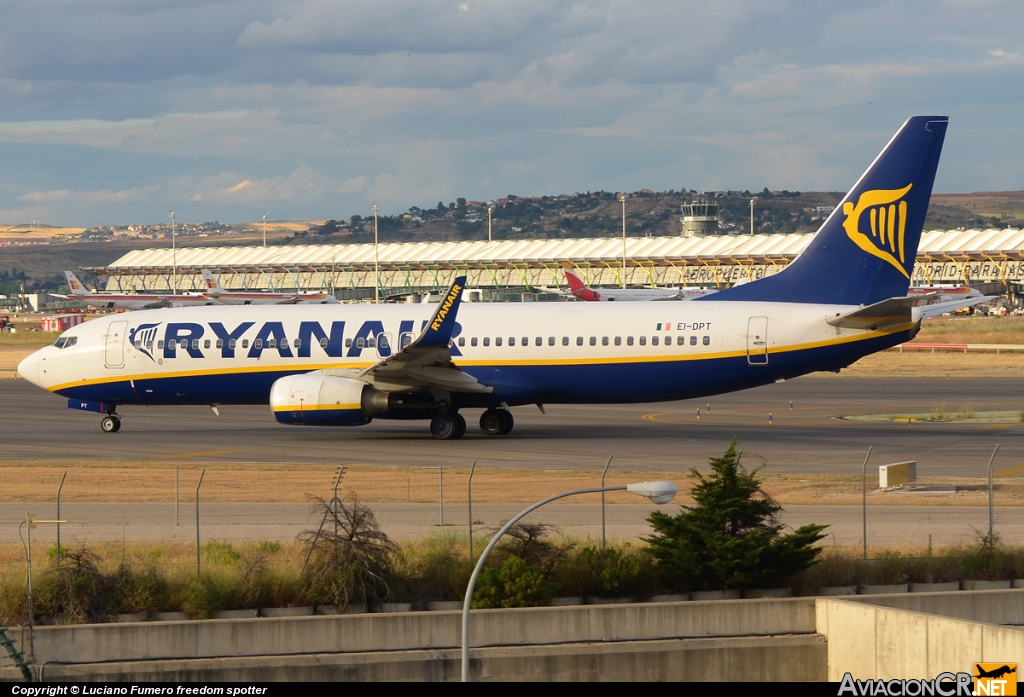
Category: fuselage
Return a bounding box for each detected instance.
[19,300,918,411]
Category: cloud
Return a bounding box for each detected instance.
[1,1,1024,226]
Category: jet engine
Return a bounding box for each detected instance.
[270,374,392,426]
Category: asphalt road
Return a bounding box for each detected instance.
[1,376,1022,475]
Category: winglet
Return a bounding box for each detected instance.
[411,276,467,349]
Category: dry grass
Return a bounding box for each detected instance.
[0,225,86,240]
[816,350,1024,378]
[913,316,1024,345]
[3,462,1023,508]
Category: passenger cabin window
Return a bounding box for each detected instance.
[216,339,223,349]
[576,337,583,346]
[548,337,555,346]
[379,336,389,349]
[601,337,609,346]
[204,340,211,349]
[522,337,528,347]
[293,338,302,349]
[690,336,697,346]
[242,339,249,348]
[495,337,503,347]
[253,339,263,349]
[703,335,710,346]
[509,337,516,346]
[535,337,542,346]
[367,337,376,348]
[639,336,646,346]
[471,337,478,347]
[614,336,621,346]
[345,338,353,348]
[483,337,490,347]
[356,338,365,349]
[281,338,289,349]
[228,339,236,349]
[589,337,596,346]
[157,340,164,349]
[458,337,465,347]
[267,339,277,349]
[652,336,659,346]
[562,337,569,346]
[627,336,634,346]
[181,339,190,349]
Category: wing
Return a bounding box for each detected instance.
[359,275,492,395]
[827,294,994,330]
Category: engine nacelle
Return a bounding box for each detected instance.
[270,374,387,426]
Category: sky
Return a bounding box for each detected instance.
[0,0,1022,227]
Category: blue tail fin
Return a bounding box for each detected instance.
[706,116,948,305]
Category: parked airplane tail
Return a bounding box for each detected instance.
[561,263,601,301]
[706,116,948,306]
[64,271,88,298]
[200,269,223,298]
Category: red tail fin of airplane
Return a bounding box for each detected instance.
[562,265,601,301]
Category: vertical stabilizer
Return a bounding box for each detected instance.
[200,269,223,298]
[64,271,89,298]
[706,116,948,305]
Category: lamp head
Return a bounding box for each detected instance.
[626,481,679,505]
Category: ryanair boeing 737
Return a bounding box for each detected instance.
[19,116,980,439]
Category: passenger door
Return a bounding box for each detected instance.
[746,316,768,365]
[104,320,129,369]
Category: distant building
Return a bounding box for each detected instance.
[680,197,720,236]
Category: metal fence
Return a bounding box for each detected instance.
[2,451,1023,577]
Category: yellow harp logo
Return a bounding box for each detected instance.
[841,184,913,279]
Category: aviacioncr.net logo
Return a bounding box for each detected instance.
[841,183,914,279]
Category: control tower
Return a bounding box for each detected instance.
[680,197,720,236]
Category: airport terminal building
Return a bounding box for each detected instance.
[86,227,1024,301]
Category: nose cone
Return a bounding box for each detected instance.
[17,350,42,387]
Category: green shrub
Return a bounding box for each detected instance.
[402,534,471,604]
[646,439,828,592]
[473,556,555,608]
[555,545,656,598]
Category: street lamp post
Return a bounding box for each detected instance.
[749,198,757,236]
[460,480,679,682]
[22,514,67,662]
[618,194,627,288]
[372,204,380,303]
[168,209,177,294]
[262,212,270,247]
[487,204,495,242]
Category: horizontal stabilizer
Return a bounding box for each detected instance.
[827,297,918,330]
[916,295,995,320]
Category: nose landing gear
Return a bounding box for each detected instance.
[100,413,122,433]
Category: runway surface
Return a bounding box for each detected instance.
[1,376,1022,475]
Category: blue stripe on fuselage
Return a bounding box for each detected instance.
[53,329,910,410]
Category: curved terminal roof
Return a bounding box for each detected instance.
[96,228,1024,275]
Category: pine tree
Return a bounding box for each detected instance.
[646,439,827,592]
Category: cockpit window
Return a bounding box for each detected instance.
[53,336,78,350]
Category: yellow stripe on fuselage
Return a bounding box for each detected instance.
[47,322,914,394]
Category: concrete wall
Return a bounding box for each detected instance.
[817,596,1024,681]
[21,597,818,665]
[851,588,1024,626]
[24,636,827,682]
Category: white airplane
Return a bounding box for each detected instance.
[558,264,716,301]
[58,271,217,310]
[200,270,339,305]
[21,116,989,439]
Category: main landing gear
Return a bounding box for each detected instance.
[479,409,514,436]
[429,408,515,440]
[430,411,467,440]
[100,411,121,433]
